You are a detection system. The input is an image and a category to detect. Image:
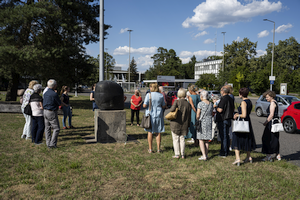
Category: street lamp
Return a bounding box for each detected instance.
[127,30,133,88]
[221,32,226,72]
[264,19,275,91]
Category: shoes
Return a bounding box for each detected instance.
[229,147,232,151]
[48,145,57,149]
[244,157,253,163]
[181,156,185,159]
[276,155,281,161]
[131,124,133,126]
[198,156,207,161]
[172,155,180,159]
[35,142,43,145]
[218,155,227,158]
[262,155,273,162]
[25,137,31,140]
[21,135,26,139]
[187,139,194,143]
[232,159,241,166]
[63,127,68,129]
[68,126,74,129]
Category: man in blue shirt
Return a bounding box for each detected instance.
[43,79,61,148]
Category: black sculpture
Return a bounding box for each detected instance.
[94,81,124,110]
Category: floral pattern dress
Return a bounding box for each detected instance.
[196,101,213,140]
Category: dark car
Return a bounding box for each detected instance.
[166,91,177,108]
[281,101,300,133]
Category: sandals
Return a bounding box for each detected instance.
[276,155,282,161]
[262,155,273,162]
[172,155,180,159]
[244,157,253,163]
[148,149,153,153]
[232,159,241,166]
[198,156,207,161]
[157,149,162,153]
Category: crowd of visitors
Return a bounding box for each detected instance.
[19,80,282,165]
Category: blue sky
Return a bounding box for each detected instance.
[85,0,299,73]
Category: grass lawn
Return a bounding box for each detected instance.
[1,95,300,199]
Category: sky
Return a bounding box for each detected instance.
[84,0,299,73]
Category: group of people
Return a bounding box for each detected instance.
[142,83,281,165]
[21,79,73,148]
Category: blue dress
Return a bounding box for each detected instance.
[144,92,165,133]
[186,94,201,139]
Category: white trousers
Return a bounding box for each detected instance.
[172,132,185,156]
[22,108,32,138]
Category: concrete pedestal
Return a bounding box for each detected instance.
[95,110,127,143]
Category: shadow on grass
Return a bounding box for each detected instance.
[127,132,169,140]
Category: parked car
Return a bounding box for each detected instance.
[208,90,221,100]
[255,94,300,117]
[166,91,177,108]
[281,101,300,133]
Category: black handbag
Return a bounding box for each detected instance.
[24,103,32,116]
[140,93,152,129]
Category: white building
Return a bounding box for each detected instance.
[194,59,223,80]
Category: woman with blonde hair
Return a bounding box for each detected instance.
[60,86,73,129]
[21,80,38,139]
[196,90,213,161]
[261,90,281,161]
[143,83,166,153]
[169,88,191,158]
[187,85,201,146]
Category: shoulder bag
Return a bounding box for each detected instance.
[24,103,32,116]
[195,102,210,131]
[140,93,152,129]
[271,118,284,133]
[165,100,178,120]
[232,116,250,133]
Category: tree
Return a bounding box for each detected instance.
[127,57,138,82]
[195,74,218,90]
[0,1,111,101]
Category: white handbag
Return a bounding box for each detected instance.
[271,118,284,133]
[232,117,250,133]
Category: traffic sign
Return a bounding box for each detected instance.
[270,80,274,84]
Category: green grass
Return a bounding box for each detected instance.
[0,95,300,199]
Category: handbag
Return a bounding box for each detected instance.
[271,118,284,133]
[232,116,250,133]
[24,103,32,116]
[195,102,210,131]
[140,93,152,129]
[165,107,178,120]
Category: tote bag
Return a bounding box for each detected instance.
[232,117,250,133]
[271,118,284,133]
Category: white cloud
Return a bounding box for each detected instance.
[120,28,130,34]
[179,50,222,63]
[275,23,293,33]
[182,0,282,30]
[136,55,153,69]
[235,36,242,42]
[258,30,269,38]
[256,49,267,57]
[204,39,215,44]
[113,46,157,55]
[194,31,208,38]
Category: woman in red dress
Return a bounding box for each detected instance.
[130,89,143,126]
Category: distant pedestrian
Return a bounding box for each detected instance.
[21,80,38,140]
[130,89,143,126]
[60,86,73,129]
[159,86,167,111]
[43,79,61,149]
[90,83,99,111]
[29,84,44,144]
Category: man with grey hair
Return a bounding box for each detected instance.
[217,86,234,157]
[43,79,61,149]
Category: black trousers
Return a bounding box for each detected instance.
[131,109,140,125]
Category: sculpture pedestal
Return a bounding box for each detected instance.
[95,110,127,143]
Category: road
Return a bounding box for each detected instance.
[74,91,300,167]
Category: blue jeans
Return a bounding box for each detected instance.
[218,119,231,156]
[62,106,72,127]
[31,116,45,143]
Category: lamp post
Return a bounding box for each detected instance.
[264,19,275,91]
[99,0,104,81]
[127,30,133,88]
[221,32,226,72]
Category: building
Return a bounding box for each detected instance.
[194,59,222,80]
[111,67,145,83]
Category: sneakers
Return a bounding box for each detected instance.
[187,138,194,143]
[21,135,26,139]
[35,142,43,145]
